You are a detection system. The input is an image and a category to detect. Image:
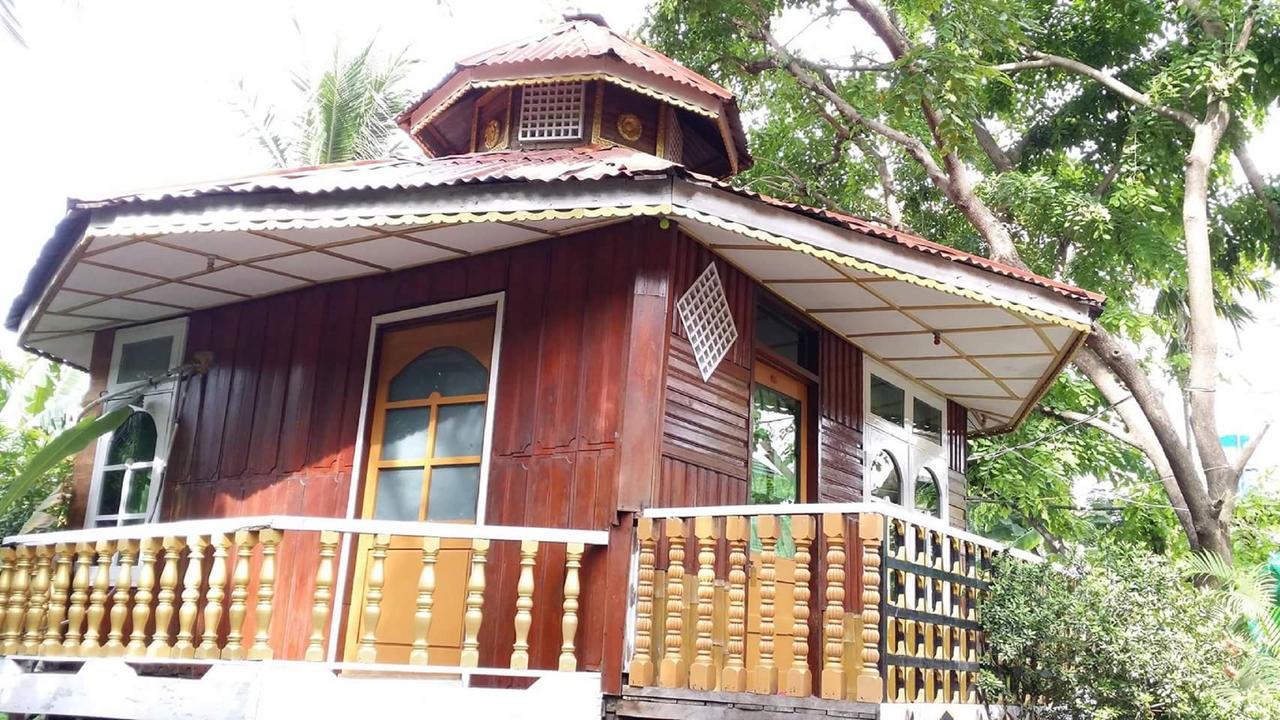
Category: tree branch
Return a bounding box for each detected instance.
[1003,52,1198,128]
[1037,405,1138,447]
[1233,143,1280,235]
[973,119,1015,173]
[1231,422,1271,479]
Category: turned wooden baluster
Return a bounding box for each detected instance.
[460,537,490,668]
[196,534,230,659]
[23,545,52,654]
[754,515,779,695]
[305,531,340,662]
[81,540,114,657]
[721,516,749,693]
[408,536,439,666]
[3,546,31,654]
[223,530,254,660]
[128,539,160,657]
[248,529,280,660]
[559,542,584,672]
[786,516,815,697]
[820,514,846,699]
[858,514,884,702]
[149,537,184,657]
[689,517,717,691]
[104,540,138,655]
[173,535,207,659]
[511,539,537,670]
[628,518,656,687]
[64,543,93,654]
[0,549,13,654]
[658,517,686,689]
[41,544,72,655]
[355,533,390,663]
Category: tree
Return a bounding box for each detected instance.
[644,0,1280,561]
[234,42,417,168]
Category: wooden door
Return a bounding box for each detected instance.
[345,310,496,664]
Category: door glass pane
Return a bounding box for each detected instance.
[106,411,158,466]
[374,467,425,521]
[913,399,943,445]
[435,403,486,458]
[388,347,488,401]
[915,467,941,517]
[867,449,903,504]
[97,469,125,515]
[426,465,480,522]
[125,468,153,514]
[116,336,174,384]
[750,385,800,505]
[870,375,905,427]
[381,407,431,460]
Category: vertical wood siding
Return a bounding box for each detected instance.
[947,400,970,530]
[818,330,863,503]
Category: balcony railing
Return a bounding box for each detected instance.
[625,503,1035,705]
[0,516,608,681]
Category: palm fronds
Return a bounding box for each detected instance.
[1187,551,1280,703]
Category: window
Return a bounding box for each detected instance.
[87,318,187,528]
[863,361,947,520]
[517,82,585,142]
[750,384,801,506]
[756,302,816,372]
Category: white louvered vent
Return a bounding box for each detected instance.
[677,263,738,382]
[518,83,586,142]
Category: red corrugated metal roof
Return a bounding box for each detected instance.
[64,146,1103,308]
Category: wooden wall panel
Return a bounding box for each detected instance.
[818,329,864,503]
[68,329,115,527]
[818,418,862,503]
[947,400,969,530]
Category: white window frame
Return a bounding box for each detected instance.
[863,360,948,521]
[85,318,188,528]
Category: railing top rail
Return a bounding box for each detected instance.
[641,502,1039,562]
[3,515,610,547]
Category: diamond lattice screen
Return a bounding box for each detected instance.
[518,83,585,142]
[677,263,738,381]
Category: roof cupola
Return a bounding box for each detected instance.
[395,14,752,177]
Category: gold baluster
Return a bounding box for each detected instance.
[820,514,846,699]
[460,537,489,668]
[721,516,748,693]
[408,536,439,666]
[248,529,280,660]
[786,516,814,697]
[306,530,340,662]
[81,540,114,657]
[41,544,72,656]
[658,517,686,689]
[754,515,779,695]
[128,539,160,657]
[223,530,254,660]
[858,514,884,702]
[628,518,656,687]
[149,537,184,658]
[104,540,137,656]
[64,544,93,654]
[196,534,231,659]
[558,541,583,672]
[356,533,390,663]
[22,546,52,654]
[511,539,537,670]
[174,535,207,659]
[3,546,31,654]
[0,549,13,653]
[689,517,716,691]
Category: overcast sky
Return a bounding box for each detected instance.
[2,0,1277,475]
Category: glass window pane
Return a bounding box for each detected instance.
[97,469,125,515]
[125,469,153,515]
[116,336,174,385]
[913,399,943,445]
[867,449,902,505]
[381,407,431,461]
[435,403,486,458]
[756,304,814,370]
[388,347,488,401]
[750,385,800,505]
[426,465,480,522]
[373,467,424,521]
[870,375,905,427]
[915,468,941,517]
[106,411,158,466]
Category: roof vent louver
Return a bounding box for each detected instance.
[517,82,586,142]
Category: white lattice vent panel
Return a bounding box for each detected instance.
[518,83,585,142]
[677,263,738,381]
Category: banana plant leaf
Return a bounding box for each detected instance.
[0,401,137,520]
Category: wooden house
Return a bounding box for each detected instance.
[0,15,1103,720]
